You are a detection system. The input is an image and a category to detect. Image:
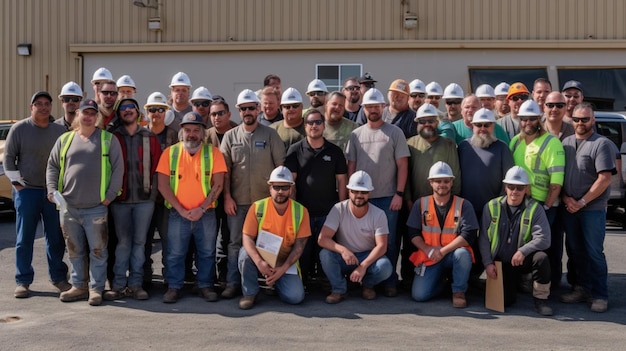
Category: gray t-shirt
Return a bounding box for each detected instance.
[323,200,389,253]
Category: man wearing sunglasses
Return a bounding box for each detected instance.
[560,103,615,313]
[479,166,553,316]
[442,83,464,123]
[453,95,510,145]
[271,87,306,150]
[341,77,365,124]
[238,166,311,309]
[55,81,83,131]
[497,82,530,140]
[408,79,426,113]
[542,92,574,141]
[91,67,114,105]
[303,79,329,114]
[190,86,213,129]
[561,80,585,123]
[494,82,511,119]
[99,82,119,129]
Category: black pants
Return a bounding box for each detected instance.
[500,251,550,306]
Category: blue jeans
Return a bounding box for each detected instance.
[63,205,109,292]
[238,247,305,304]
[411,247,472,302]
[369,196,398,287]
[111,201,155,288]
[166,209,217,289]
[319,249,393,293]
[226,204,250,288]
[563,209,608,299]
[14,188,68,285]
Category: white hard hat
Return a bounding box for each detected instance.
[425,81,443,96]
[116,75,136,88]
[169,72,192,88]
[517,100,542,117]
[306,79,329,94]
[428,161,455,180]
[442,83,464,99]
[267,166,295,185]
[503,166,530,185]
[91,67,113,84]
[409,79,426,94]
[59,81,83,97]
[415,104,439,120]
[236,89,260,106]
[144,92,169,108]
[361,88,386,105]
[494,82,510,96]
[281,87,303,104]
[347,171,375,192]
[475,84,495,98]
[472,108,496,123]
[191,86,213,102]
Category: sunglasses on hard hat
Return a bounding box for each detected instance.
[148,107,166,113]
[62,96,81,103]
[510,94,529,102]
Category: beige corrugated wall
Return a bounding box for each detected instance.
[2,0,626,119]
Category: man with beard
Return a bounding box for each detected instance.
[442,83,464,123]
[220,89,285,299]
[408,79,426,113]
[475,84,496,111]
[99,82,119,129]
[407,162,478,308]
[303,79,328,114]
[494,82,511,119]
[342,77,363,123]
[238,166,311,309]
[453,95,510,145]
[318,171,392,304]
[346,88,410,297]
[382,79,417,139]
[542,92,574,141]
[271,87,307,150]
[497,82,530,140]
[156,112,227,303]
[105,98,161,301]
[323,91,358,153]
[55,81,83,131]
[190,86,213,128]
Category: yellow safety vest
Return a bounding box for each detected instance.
[486,196,539,256]
[165,143,214,209]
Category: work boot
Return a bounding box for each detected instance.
[534,298,553,316]
[163,288,180,303]
[362,286,377,300]
[103,289,126,301]
[88,289,103,306]
[221,286,239,299]
[14,284,30,299]
[60,287,89,302]
[452,292,467,308]
[560,286,590,304]
[239,295,256,310]
[129,286,149,300]
[383,286,398,297]
[52,280,72,293]
[590,299,608,313]
[325,292,347,304]
[199,287,218,302]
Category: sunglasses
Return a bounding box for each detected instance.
[417,118,437,125]
[210,110,227,117]
[545,102,565,109]
[571,117,591,123]
[506,184,526,191]
[148,107,166,113]
[473,122,493,128]
[410,93,426,98]
[306,119,324,126]
[349,190,369,195]
[193,101,211,108]
[282,103,301,110]
[510,94,529,102]
[308,91,326,97]
[426,96,441,100]
[119,103,136,111]
[344,86,360,91]
[239,105,257,112]
[272,185,291,191]
[432,179,452,184]
[519,116,539,122]
[101,91,118,96]
[445,100,462,105]
[62,96,81,103]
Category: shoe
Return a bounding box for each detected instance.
[239,295,256,310]
[14,284,30,298]
[362,286,377,300]
[60,287,89,302]
[325,292,347,304]
[560,286,590,304]
[383,286,397,297]
[452,292,467,308]
[88,289,103,306]
[221,286,239,299]
[103,289,125,301]
[590,299,608,313]
[534,298,553,316]
[52,280,72,293]
[200,287,218,302]
[163,288,180,303]
[129,286,149,300]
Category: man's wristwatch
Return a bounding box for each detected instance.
[579,198,587,207]
[396,191,404,197]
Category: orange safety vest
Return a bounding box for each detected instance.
[409,195,475,266]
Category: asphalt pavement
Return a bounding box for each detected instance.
[1,214,625,350]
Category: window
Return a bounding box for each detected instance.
[468,68,549,93]
[558,68,626,111]
[316,64,362,92]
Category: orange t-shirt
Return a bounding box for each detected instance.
[156,143,227,210]
[243,199,311,263]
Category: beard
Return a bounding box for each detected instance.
[419,126,437,139]
[274,194,289,204]
[349,95,360,104]
[350,197,368,207]
[183,137,202,151]
[470,132,497,148]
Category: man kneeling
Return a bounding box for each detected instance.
[318,171,393,304]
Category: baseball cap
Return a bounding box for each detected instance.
[359,72,377,84]
[388,79,410,95]
[562,80,583,94]
[31,91,53,104]
[506,82,530,100]
[78,98,99,111]
[180,111,206,128]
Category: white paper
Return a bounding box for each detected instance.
[285,263,298,275]
[256,230,283,255]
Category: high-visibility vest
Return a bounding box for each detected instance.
[165,142,214,209]
[58,130,114,202]
[486,196,539,256]
[409,195,474,266]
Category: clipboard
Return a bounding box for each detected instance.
[485,261,505,312]
[256,230,283,268]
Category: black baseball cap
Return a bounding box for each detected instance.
[31,91,52,104]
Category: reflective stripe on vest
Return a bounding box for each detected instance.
[58,130,113,202]
[165,143,214,209]
[486,196,539,256]
[512,133,560,176]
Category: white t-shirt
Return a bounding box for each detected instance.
[323,200,388,253]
